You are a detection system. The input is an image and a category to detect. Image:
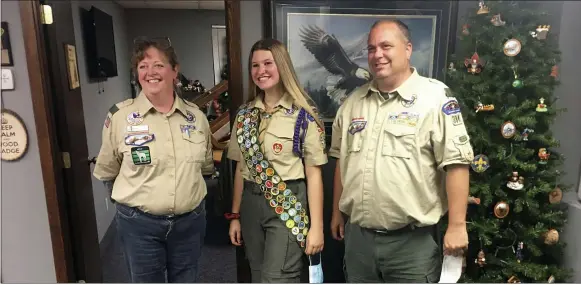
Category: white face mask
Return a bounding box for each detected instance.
[309,253,324,283]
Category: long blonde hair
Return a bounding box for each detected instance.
[246,38,324,129]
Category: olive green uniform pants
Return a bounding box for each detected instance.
[343,221,441,283]
[240,180,307,283]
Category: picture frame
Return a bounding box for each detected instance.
[64,44,80,90]
[1,22,14,66]
[263,0,459,122]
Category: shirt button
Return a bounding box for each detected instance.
[169,192,175,196]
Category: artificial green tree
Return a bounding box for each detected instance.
[445,1,571,282]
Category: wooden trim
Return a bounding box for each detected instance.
[226,0,244,126]
[192,79,229,107]
[19,0,74,282]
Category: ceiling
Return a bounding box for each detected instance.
[114,1,224,10]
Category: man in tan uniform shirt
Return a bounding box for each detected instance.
[93,91,214,282]
[329,20,473,282]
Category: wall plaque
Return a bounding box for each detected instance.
[1,109,29,161]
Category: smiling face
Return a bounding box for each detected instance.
[367,22,412,80]
[251,49,280,91]
[136,47,178,96]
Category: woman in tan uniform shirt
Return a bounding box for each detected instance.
[226,39,328,283]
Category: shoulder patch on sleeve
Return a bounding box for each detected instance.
[108,104,120,116]
[442,99,461,115]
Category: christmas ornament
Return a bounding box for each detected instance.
[471,154,490,173]
[501,121,516,138]
[462,24,470,36]
[491,14,506,26]
[477,1,489,14]
[468,196,481,205]
[538,148,550,164]
[548,275,555,283]
[516,241,524,263]
[549,186,563,204]
[475,101,494,112]
[530,25,550,40]
[448,62,456,72]
[494,201,510,218]
[464,52,485,74]
[544,229,559,245]
[507,171,524,190]
[521,128,534,141]
[475,249,486,266]
[550,65,559,78]
[512,66,524,89]
[503,39,522,57]
[536,97,548,112]
[508,276,521,283]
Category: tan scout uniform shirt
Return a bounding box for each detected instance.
[227,93,328,181]
[329,68,474,230]
[93,92,214,216]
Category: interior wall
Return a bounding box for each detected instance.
[125,8,225,89]
[0,1,57,282]
[70,0,132,242]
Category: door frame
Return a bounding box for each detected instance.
[19,0,244,282]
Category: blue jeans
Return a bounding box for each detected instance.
[115,200,206,283]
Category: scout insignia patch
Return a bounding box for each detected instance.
[185,110,196,123]
[180,124,196,137]
[348,119,367,135]
[442,100,461,115]
[401,94,417,108]
[125,134,155,146]
[131,146,151,165]
[127,111,143,125]
[235,107,310,248]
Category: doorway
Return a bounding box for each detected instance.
[19,0,244,282]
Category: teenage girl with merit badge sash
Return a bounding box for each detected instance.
[93,37,214,283]
[226,38,327,283]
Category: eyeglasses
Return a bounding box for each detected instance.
[133,36,172,48]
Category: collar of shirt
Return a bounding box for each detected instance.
[251,91,294,112]
[134,90,189,118]
[365,67,420,101]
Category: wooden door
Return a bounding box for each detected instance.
[40,0,102,282]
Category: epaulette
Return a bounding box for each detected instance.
[183,99,200,109]
[108,98,134,116]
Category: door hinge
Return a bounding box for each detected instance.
[40,4,54,25]
[62,152,71,169]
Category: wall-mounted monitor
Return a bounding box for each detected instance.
[81,6,118,79]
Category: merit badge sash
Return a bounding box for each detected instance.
[235,107,310,248]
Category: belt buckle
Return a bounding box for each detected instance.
[373,229,389,234]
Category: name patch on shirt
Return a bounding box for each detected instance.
[348,119,367,135]
[131,146,151,165]
[388,112,420,127]
[127,125,149,133]
[442,100,461,115]
[125,133,155,146]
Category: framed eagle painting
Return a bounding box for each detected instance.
[263,0,459,122]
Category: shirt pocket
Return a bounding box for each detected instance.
[182,130,207,163]
[346,132,362,154]
[120,142,159,171]
[265,126,294,156]
[382,126,416,159]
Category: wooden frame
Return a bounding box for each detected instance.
[1,21,15,66]
[64,43,80,90]
[19,0,245,282]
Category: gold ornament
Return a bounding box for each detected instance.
[544,229,559,245]
[494,201,510,218]
[530,25,550,40]
[508,276,521,283]
[491,14,506,26]
[549,186,563,204]
[477,1,489,14]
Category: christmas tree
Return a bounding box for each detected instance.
[445,1,572,283]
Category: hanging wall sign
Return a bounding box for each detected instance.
[1,109,29,161]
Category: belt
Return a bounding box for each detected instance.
[367,224,434,235]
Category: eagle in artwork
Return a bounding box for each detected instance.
[299,25,371,104]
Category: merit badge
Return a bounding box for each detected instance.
[125,134,155,146]
[272,142,283,154]
[442,100,461,115]
[348,119,367,135]
[185,110,196,123]
[538,148,550,164]
[501,121,516,138]
[401,94,417,108]
[471,154,490,173]
[127,111,143,125]
[131,146,151,165]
